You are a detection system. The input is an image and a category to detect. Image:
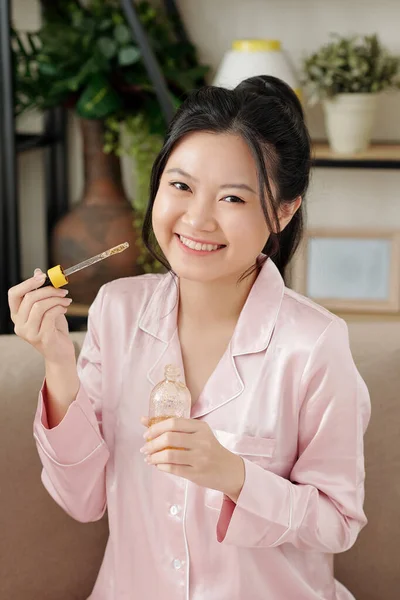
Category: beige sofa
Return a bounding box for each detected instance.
[1,322,399,600]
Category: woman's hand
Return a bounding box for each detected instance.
[140,417,245,503]
[8,269,75,366]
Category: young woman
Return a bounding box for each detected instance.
[8,76,370,600]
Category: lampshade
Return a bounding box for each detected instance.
[213,39,301,98]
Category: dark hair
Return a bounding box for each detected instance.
[142,75,311,281]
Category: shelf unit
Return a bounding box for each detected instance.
[0,0,69,335]
[312,141,400,169]
[16,133,60,153]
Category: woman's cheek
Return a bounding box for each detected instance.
[151,197,165,245]
[154,193,178,221]
[152,194,179,244]
[238,216,270,254]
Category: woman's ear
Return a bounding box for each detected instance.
[278,197,302,231]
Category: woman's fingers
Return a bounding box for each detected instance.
[8,271,47,319]
[145,417,199,441]
[26,297,72,339]
[17,287,69,327]
[8,269,76,365]
[39,304,70,337]
[146,448,192,467]
[141,431,192,454]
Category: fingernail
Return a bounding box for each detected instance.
[34,269,45,280]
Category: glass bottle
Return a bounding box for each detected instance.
[148,364,191,428]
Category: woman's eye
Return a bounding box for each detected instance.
[223,195,245,204]
[170,181,191,192]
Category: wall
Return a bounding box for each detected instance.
[13,0,400,278]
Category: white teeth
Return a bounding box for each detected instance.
[179,236,220,252]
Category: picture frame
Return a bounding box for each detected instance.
[290,229,400,313]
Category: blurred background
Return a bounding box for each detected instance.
[1,0,400,332]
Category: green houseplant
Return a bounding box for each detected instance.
[13,0,208,302]
[302,34,400,154]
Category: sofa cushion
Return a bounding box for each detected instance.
[0,332,107,600]
[335,321,400,600]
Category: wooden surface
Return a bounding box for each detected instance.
[313,142,400,162]
[335,311,400,322]
[67,303,90,317]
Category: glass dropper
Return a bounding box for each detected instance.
[43,242,130,288]
[64,242,130,276]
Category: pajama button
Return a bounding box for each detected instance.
[173,559,182,570]
[170,505,180,516]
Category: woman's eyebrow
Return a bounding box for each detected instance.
[219,183,256,194]
[166,168,198,181]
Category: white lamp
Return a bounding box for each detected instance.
[213,39,301,99]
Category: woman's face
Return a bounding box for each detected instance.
[152,131,288,284]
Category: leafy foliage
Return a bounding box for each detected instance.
[302,34,400,104]
[13,0,208,130]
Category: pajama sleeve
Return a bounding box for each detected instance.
[215,318,371,552]
[33,285,110,523]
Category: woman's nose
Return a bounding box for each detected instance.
[182,199,217,232]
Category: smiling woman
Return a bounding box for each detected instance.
[10,75,370,600]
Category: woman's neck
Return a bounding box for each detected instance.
[178,271,258,328]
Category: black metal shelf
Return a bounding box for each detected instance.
[312,142,400,170]
[0,0,68,334]
[16,132,61,153]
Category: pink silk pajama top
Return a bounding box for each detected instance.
[33,258,370,600]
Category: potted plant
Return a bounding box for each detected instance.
[13,0,208,303]
[302,34,400,154]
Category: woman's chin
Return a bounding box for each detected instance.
[169,262,219,283]
[167,256,244,285]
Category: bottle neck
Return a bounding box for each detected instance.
[164,364,181,383]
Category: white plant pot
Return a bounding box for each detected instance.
[322,93,379,154]
[213,39,301,97]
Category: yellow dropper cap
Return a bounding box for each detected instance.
[46,265,69,288]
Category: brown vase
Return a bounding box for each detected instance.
[50,118,141,305]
